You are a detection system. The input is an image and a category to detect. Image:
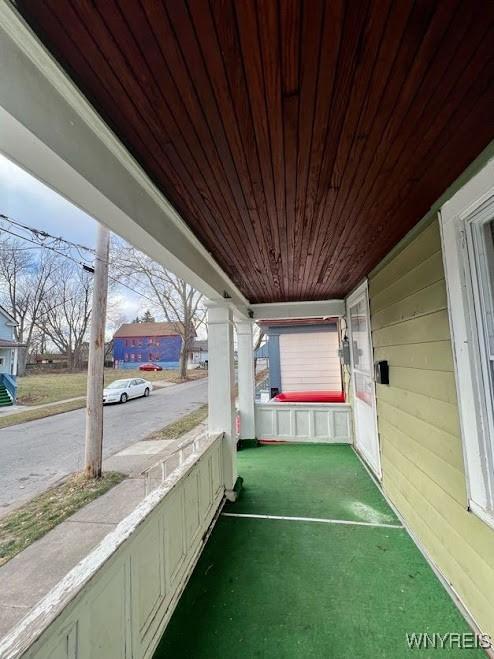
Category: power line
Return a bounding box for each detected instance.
[0,213,96,254]
[0,212,174,309]
[0,213,160,308]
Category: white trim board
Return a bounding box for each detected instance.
[221,512,403,529]
[346,279,382,479]
[250,299,345,320]
[439,156,494,531]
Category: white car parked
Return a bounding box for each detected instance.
[103,378,153,404]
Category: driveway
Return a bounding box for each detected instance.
[0,377,208,517]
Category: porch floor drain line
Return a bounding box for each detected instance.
[221,512,403,529]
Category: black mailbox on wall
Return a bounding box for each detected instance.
[375,360,389,385]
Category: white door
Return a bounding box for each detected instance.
[347,281,381,478]
[279,331,341,391]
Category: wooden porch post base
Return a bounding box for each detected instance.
[237,438,259,449]
[225,476,244,502]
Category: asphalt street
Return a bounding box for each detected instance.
[0,377,208,516]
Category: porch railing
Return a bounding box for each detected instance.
[255,401,352,443]
[0,432,225,659]
[143,428,209,494]
[1,373,16,401]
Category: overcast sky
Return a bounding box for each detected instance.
[0,153,142,322]
[0,154,98,247]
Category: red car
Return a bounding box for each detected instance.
[138,362,163,372]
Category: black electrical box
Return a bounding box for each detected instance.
[375,360,389,385]
[270,387,280,399]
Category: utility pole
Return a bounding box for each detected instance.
[84,223,110,479]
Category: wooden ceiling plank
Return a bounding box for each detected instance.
[303,0,371,296]
[156,0,272,296]
[356,40,494,282]
[366,70,494,283]
[309,0,419,291]
[200,0,283,300]
[57,1,224,249]
[185,0,277,300]
[336,11,492,285]
[310,0,449,292]
[307,0,392,294]
[327,0,464,288]
[93,0,262,293]
[14,0,494,303]
[37,0,240,282]
[233,0,284,297]
[279,0,302,298]
[257,0,289,297]
[134,1,264,279]
[329,0,484,288]
[292,0,325,299]
[298,0,344,297]
[280,0,300,96]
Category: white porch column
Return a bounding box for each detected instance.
[11,348,18,376]
[236,320,256,442]
[207,302,237,493]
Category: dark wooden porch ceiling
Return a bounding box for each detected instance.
[15,0,494,303]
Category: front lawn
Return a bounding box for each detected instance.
[146,404,208,442]
[0,472,124,566]
[17,368,206,406]
[0,398,87,430]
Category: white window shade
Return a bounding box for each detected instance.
[279,331,341,392]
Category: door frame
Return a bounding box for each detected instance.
[346,280,382,479]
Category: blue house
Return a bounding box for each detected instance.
[113,322,193,370]
[0,305,22,405]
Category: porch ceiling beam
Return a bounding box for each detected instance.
[250,300,345,321]
[0,3,249,315]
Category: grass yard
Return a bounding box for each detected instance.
[0,472,124,566]
[0,398,87,430]
[146,404,208,442]
[17,368,207,406]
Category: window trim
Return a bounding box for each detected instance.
[440,157,494,530]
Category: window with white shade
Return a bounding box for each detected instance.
[440,159,494,530]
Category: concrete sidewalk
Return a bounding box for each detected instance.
[0,422,207,641]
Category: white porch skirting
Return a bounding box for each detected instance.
[255,402,352,443]
[0,434,225,659]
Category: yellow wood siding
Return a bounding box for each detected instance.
[369,217,494,639]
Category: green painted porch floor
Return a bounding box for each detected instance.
[154,444,480,658]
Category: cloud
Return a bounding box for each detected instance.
[0,154,97,247]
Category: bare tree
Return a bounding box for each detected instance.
[112,242,204,379]
[0,236,57,374]
[38,262,92,370]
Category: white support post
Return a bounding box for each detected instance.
[236,320,256,442]
[11,347,18,377]
[207,303,237,495]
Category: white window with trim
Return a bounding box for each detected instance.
[440,158,494,529]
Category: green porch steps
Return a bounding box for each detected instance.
[0,384,13,406]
